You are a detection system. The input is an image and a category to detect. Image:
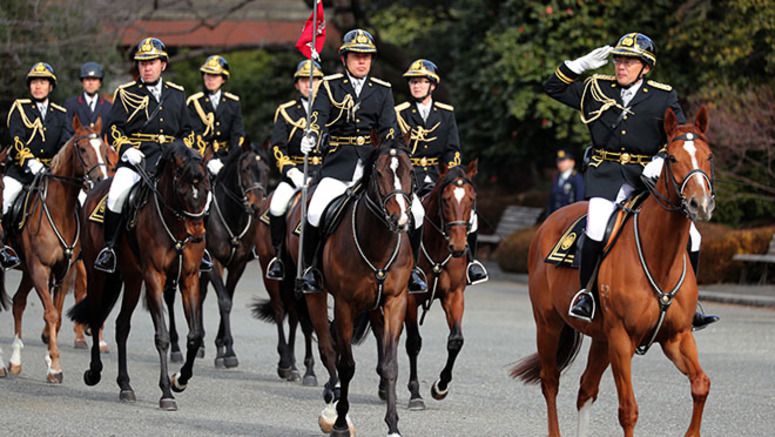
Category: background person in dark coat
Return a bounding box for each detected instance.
[546,149,584,214]
[65,62,111,131]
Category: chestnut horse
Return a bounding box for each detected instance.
[165,142,268,367]
[511,107,714,437]
[69,142,210,410]
[8,116,108,383]
[285,142,414,436]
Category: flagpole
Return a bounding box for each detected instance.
[296,0,318,290]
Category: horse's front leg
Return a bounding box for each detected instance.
[661,330,710,437]
[171,267,204,392]
[299,304,318,386]
[220,259,248,368]
[576,338,610,437]
[116,276,142,402]
[331,302,357,437]
[72,260,89,349]
[608,326,638,437]
[27,264,64,383]
[404,295,424,410]
[163,277,183,363]
[9,271,34,375]
[432,288,465,401]
[369,308,388,401]
[209,262,231,368]
[382,291,407,436]
[306,291,340,433]
[144,268,177,410]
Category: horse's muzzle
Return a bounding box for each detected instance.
[685,194,715,222]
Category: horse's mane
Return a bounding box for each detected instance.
[360,137,410,185]
[158,141,203,181]
[48,135,74,175]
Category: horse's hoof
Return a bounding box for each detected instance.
[302,374,318,386]
[171,372,187,393]
[99,341,110,353]
[41,333,49,345]
[170,351,184,363]
[287,369,301,382]
[0,367,6,378]
[83,369,101,386]
[9,363,22,376]
[431,380,449,401]
[214,357,226,369]
[378,387,387,402]
[119,390,136,403]
[408,397,426,411]
[47,371,63,384]
[319,403,337,433]
[277,366,292,379]
[196,346,205,359]
[74,339,88,349]
[159,397,177,411]
[223,355,239,368]
[329,425,352,437]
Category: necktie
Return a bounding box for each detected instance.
[38,103,47,120]
[89,98,96,113]
[352,79,363,97]
[621,88,634,106]
[420,106,429,122]
[210,94,219,110]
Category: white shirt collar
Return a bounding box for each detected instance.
[143,78,163,100]
[346,72,366,96]
[560,169,573,181]
[300,97,310,115]
[416,99,433,121]
[84,92,97,103]
[209,89,221,101]
[621,79,643,106]
[36,99,49,114]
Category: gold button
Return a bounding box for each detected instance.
[217,131,221,135]
[419,157,428,166]
[159,117,164,122]
[620,153,631,164]
[621,130,627,135]
[160,129,164,133]
[623,115,628,120]
[356,136,365,145]
[356,118,360,123]
[216,121,220,126]
[643,88,649,93]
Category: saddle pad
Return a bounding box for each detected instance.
[259,208,270,226]
[88,194,108,224]
[544,215,585,268]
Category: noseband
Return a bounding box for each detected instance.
[71,132,108,191]
[363,150,413,232]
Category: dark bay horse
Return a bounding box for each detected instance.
[511,107,714,437]
[165,142,268,367]
[285,143,414,436]
[69,142,210,410]
[8,116,108,383]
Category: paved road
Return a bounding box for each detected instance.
[0,266,773,436]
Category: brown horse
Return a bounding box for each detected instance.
[165,142,268,367]
[0,147,9,377]
[7,116,108,383]
[69,141,210,410]
[511,107,714,437]
[285,142,414,436]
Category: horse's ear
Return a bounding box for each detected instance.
[664,108,679,136]
[466,159,479,178]
[695,106,710,134]
[93,115,102,133]
[72,114,82,132]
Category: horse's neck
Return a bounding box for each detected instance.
[217,167,247,225]
[636,196,691,281]
[46,146,80,214]
[423,192,449,256]
[353,193,400,258]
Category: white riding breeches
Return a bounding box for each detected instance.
[2,176,24,216]
[107,167,141,213]
[586,183,701,251]
[470,211,479,233]
[269,181,297,217]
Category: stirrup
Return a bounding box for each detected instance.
[692,303,719,332]
[0,246,21,271]
[199,249,213,273]
[409,267,428,294]
[266,257,285,281]
[301,266,323,294]
[466,260,489,285]
[94,247,117,273]
[568,289,595,323]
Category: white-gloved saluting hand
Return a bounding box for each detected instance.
[300,133,316,155]
[27,159,44,175]
[642,156,665,180]
[287,167,305,189]
[565,45,613,74]
[121,147,145,166]
[206,158,224,176]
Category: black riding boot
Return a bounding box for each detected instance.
[688,250,719,330]
[94,210,122,273]
[0,211,21,271]
[300,221,322,293]
[408,226,428,294]
[266,214,286,281]
[466,231,489,285]
[569,237,604,322]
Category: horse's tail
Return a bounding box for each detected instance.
[67,275,122,327]
[250,298,278,323]
[351,311,372,345]
[509,324,582,384]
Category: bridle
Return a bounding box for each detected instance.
[363,148,414,233]
[70,132,109,191]
[427,174,475,240]
[215,153,265,216]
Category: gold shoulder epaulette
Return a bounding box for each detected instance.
[187,92,204,105]
[15,98,31,104]
[395,102,411,113]
[434,102,454,111]
[223,91,240,101]
[118,80,136,89]
[324,73,343,81]
[370,77,391,87]
[646,80,672,91]
[274,100,298,123]
[591,74,616,81]
[165,81,184,91]
[50,102,66,113]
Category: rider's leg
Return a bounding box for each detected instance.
[688,222,718,330]
[301,177,347,293]
[408,194,428,293]
[266,181,295,280]
[95,167,139,273]
[0,177,24,270]
[466,212,489,285]
[199,192,214,272]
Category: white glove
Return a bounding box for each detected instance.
[287,167,305,188]
[642,156,664,180]
[206,158,224,176]
[300,133,316,155]
[565,45,613,75]
[121,147,145,166]
[27,159,44,175]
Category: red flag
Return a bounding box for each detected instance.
[295,0,326,61]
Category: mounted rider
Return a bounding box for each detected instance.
[187,54,246,271]
[2,62,73,270]
[94,37,197,273]
[544,32,718,329]
[395,59,488,285]
[265,59,325,280]
[300,29,428,294]
[64,62,112,131]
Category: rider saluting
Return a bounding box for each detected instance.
[395,59,488,285]
[545,32,718,329]
[2,62,72,270]
[300,29,428,294]
[265,60,325,281]
[94,37,197,273]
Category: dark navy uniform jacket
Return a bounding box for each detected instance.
[270,97,323,181]
[64,93,112,132]
[186,90,246,159]
[395,100,462,194]
[547,170,585,214]
[310,73,398,181]
[6,98,72,184]
[107,79,194,173]
[545,62,685,200]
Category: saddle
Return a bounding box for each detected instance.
[4,186,33,233]
[87,182,151,229]
[286,181,364,238]
[545,192,648,268]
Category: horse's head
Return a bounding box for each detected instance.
[160,142,211,228]
[363,140,414,232]
[436,160,478,257]
[661,106,715,222]
[70,115,110,189]
[218,141,269,216]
